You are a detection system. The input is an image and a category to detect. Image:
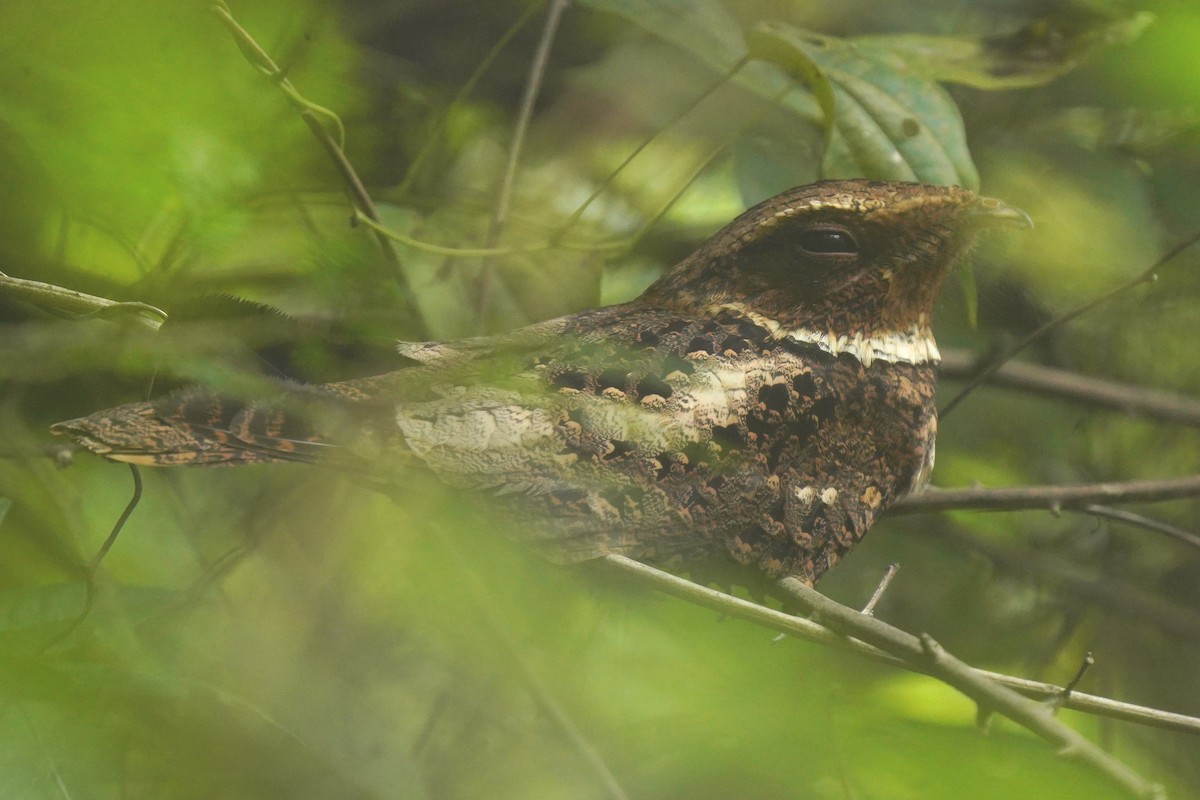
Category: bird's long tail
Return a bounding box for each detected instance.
[51,385,352,466]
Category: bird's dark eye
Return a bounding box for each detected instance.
[794,226,860,256]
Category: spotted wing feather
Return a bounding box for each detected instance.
[52,303,933,583]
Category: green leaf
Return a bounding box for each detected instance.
[748,23,978,188]
[743,28,835,135]
[543,5,1150,192]
[0,498,9,529]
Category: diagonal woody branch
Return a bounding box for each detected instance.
[775,575,1163,800]
[892,475,1200,514]
[938,349,1200,428]
[604,555,1168,800]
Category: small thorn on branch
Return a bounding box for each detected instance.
[1057,742,1084,759]
[1050,651,1096,711]
[975,702,997,732]
[918,632,941,660]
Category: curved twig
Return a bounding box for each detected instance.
[1079,504,1200,551]
[938,349,1200,428]
[39,464,144,651]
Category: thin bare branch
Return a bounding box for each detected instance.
[393,3,542,201]
[619,82,794,253]
[1055,651,1096,707]
[491,0,568,239]
[916,525,1200,642]
[895,480,1200,624]
[1080,504,1200,551]
[861,563,899,616]
[938,348,1200,428]
[940,228,1200,418]
[893,475,1200,514]
[551,57,748,242]
[477,0,570,320]
[602,555,1200,739]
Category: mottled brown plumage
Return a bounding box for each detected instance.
[53,180,1030,584]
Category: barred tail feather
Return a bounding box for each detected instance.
[51,389,340,466]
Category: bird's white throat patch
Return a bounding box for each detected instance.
[784,326,940,367]
[709,303,940,367]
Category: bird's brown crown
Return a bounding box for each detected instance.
[640,180,1029,366]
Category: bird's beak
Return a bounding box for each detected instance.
[969,196,1034,230]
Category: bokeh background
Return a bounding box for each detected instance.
[2,1,1200,797]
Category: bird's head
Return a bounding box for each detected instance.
[641,179,1031,365]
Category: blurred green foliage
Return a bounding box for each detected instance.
[3,0,1200,798]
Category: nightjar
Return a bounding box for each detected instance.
[53,180,1030,585]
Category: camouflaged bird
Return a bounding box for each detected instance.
[53,180,1030,585]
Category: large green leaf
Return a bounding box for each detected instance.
[748,23,978,188]
[558,5,1153,189]
[577,1,975,186]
